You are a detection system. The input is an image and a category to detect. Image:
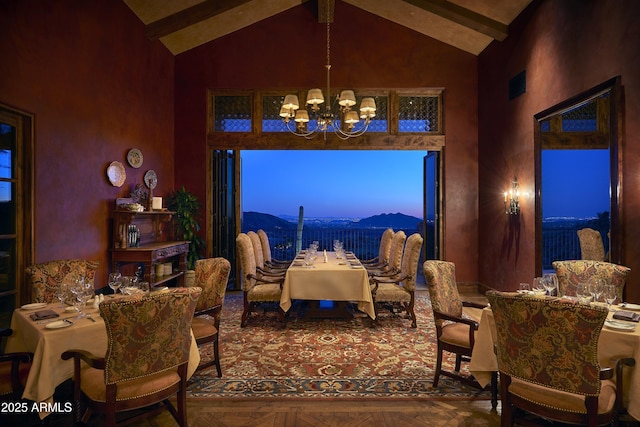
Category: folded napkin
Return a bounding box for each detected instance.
[613,310,640,323]
[30,309,59,321]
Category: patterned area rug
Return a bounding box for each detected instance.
[187,291,491,400]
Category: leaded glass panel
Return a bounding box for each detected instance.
[262,95,290,132]
[561,99,598,132]
[214,95,252,132]
[399,96,439,133]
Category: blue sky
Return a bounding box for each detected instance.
[241,150,426,218]
[542,149,610,219]
[240,149,611,220]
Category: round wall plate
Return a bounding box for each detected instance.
[144,169,157,189]
[127,148,143,168]
[107,161,126,187]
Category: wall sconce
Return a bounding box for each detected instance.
[504,178,520,215]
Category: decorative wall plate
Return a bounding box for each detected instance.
[144,169,157,189]
[107,161,126,187]
[127,148,143,168]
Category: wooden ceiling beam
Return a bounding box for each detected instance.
[400,0,508,41]
[145,0,254,40]
[318,0,335,23]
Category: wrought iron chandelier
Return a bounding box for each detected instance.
[279,4,376,140]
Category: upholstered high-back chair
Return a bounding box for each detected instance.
[552,260,630,300]
[248,230,285,275]
[366,230,405,275]
[189,257,231,376]
[577,228,605,261]
[257,229,292,268]
[369,233,422,327]
[362,228,394,267]
[26,259,99,303]
[237,233,285,327]
[487,290,634,427]
[61,287,201,427]
[0,328,32,401]
[424,260,489,390]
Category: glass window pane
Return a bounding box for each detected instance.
[0,182,15,234]
[0,149,11,179]
[399,96,439,133]
[262,95,290,132]
[561,99,598,132]
[0,240,15,294]
[214,95,252,132]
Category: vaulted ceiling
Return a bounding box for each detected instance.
[123,0,533,56]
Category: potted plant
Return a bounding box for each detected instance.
[167,186,205,272]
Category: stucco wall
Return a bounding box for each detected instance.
[0,0,175,289]
[478,0,640,302]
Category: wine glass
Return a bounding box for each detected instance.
[588,278,604,304]
[542,273,558,296]
[72,277,92,318]
[108,272,122,296]
[604,283,618,311]
[532,277,547,297]
[576,282,591,304]
[55,282,69,308]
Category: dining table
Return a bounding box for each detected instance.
[5,294,201,420]
[469,300,640,421]
[280,251,375,319]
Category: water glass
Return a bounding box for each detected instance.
[518,283,530,293]
[108,272,122,296]
[542,273,558,296]
[55,282,69,308]
[532,277,546,297]
[588,278,604,303]
[604,283,618,311]
[576,282,592,304]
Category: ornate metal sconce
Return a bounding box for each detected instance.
[504,178,520,215]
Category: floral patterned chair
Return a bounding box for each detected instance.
[487,290,635,426]
[577,227,606,261]
[424,261,494,398]
[61,286,201,427]
[361,228,394,268]
[26,259,99,303]
[369,233,422,327]
[0,328,32,401]
[188,257,231,376]
[552,260,630,301]
[257,229,292,268]
[365,230,405,276]
[237,233,285,327]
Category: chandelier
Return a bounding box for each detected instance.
[279,4,376,140]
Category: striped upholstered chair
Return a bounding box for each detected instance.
[237,233,285,327]
[369,232,422,327]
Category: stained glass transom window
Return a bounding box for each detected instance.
[399,96,439,133]
[214,95,252,132]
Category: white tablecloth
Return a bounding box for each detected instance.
[280,251,375,319]
[6,300,200,419]
[469,305,640,420]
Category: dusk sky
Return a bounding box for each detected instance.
[542,149,610,219]
[241,149,610,221]
[242,150,426,219]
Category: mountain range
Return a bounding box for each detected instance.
[242,211,422,230]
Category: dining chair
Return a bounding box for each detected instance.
[487,290,635,427]
[577,227,606,261]
[361,228,394,268]
[61,286,201,427]
[257,229,292,268]
[365,230,405,276]
[237,233,285,327]
[423,261,493,392]
[247,231,287,276]
[0,328,32,401]
[369,232,422,327]
[188,257,231,376]
[552,260,630,301]
[26,258,99,304]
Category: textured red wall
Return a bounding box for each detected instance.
[0,0,175,288]
[174,1,480,280]
[478,0,640,302]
